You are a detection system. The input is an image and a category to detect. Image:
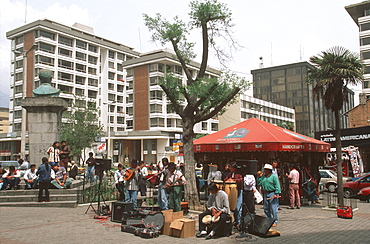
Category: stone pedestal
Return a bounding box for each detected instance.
[22,97,68,166]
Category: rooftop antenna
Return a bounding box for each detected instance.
[25,0,28,23]
[138,27,142,52]
[259,57,264,68]
[271,42,273,66]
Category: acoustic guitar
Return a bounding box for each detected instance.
[124,167,140,181]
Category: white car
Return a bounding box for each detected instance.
[319,169,351,193]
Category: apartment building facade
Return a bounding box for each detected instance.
[218,94,295,131]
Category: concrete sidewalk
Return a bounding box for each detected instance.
[0,200,369,244]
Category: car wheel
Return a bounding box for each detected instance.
[344,188,353,198]
[327,183,336,193]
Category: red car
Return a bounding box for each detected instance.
[342,173,370,198]
[357,186,370,201]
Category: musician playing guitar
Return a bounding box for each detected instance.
[166,163,186,212]
[124,160,141,209]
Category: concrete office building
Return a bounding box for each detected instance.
[218,94,295,131]
[346,1,370,97]
[251,61,354,136]
[5,20,219,163]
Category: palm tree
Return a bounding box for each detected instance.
[307,46,364,206]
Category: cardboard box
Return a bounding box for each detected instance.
[162,210,183,236]
[170,218,196,238]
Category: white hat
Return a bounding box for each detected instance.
[263,164,273,170]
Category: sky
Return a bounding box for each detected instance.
[0,0,363,108]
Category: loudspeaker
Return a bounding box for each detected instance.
[235,159,258,176]
[95,158,112,171]
[246,214,275,235]
[111,201,134,222]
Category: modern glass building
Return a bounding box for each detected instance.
[251,61,354,136]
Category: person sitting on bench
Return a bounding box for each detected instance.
[197,183,230,240]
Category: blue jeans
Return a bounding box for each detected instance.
[125,189,138,209]
[263,192,278,224]
[158,182,168,210]
[234,189,243,224]
[85,166,95,183]
[25,179,38,189]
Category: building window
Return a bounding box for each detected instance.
[108,93,115,101]
[88,44,97,53]
[127,120,133,129]
[108,72,115,80]
[127,94,133,103]
[126,107,133,116]
[175,65,182,75]
[58,35,73,46]
[58,72,72,82]
[75,63,86,73]
[75,76,85,85]
[150,118,165,127]
[59,48,72,57]
[15,36,24,45]
[117,95,123,103]
[15,73,23,81]
[167,118,172,127]
[108,50,115,59]
[35,30,55,40]
[108,83,115,90]
[117,53,125,61]
[14,85,23,93]
[88,56,98,65]
[15,60,23,69]
[150,90,163,100]
[363,51,370,60]
[88,78,98,87]
[76,40,87,49]
[58,59,73,70]
[365,66,370,74]
[88,90,97,99]
[76,52,86,61]
[117,85,124,92]
[202,122,207,130]
[150,76,163,86]
[117,117,124,124]
[75,99,86,108]
[75,88,84,96]
[14,110,22,119]
[150,104,162,113]
[59,85,73,93]
[14,98,22,106]
[39,42,55,53]
[176,119,182,128]
[117,63,123,72]
[88,101,96,109]
[13,123,21,132]
[127,68,134,77]
[211,123,218,131]
[36,55,54,66]
[108,61,115,69]
[88,67,97,75]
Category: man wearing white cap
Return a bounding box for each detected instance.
[257,164,281,227]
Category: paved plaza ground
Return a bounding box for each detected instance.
[0,199,369,244]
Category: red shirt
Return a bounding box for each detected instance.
[224,172,243,190]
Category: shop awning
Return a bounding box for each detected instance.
[194,118,330,153]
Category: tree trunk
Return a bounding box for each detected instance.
[334,110,344,206]
[182,118,200,209]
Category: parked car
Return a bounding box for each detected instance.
[319,169,351,193]
[357,186,370,202]
[343,173,370,198]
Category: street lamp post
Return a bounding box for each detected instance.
[14,44,38,159]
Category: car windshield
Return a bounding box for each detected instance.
[328,170,337,176]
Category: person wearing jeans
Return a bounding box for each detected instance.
[257,164,281,227]
[157,157,170,210]
[124,160,140,209]
[36,157,55,202]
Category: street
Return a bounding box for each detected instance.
[0,200,369,244]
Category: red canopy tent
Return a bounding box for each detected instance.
[194,118,330,153]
